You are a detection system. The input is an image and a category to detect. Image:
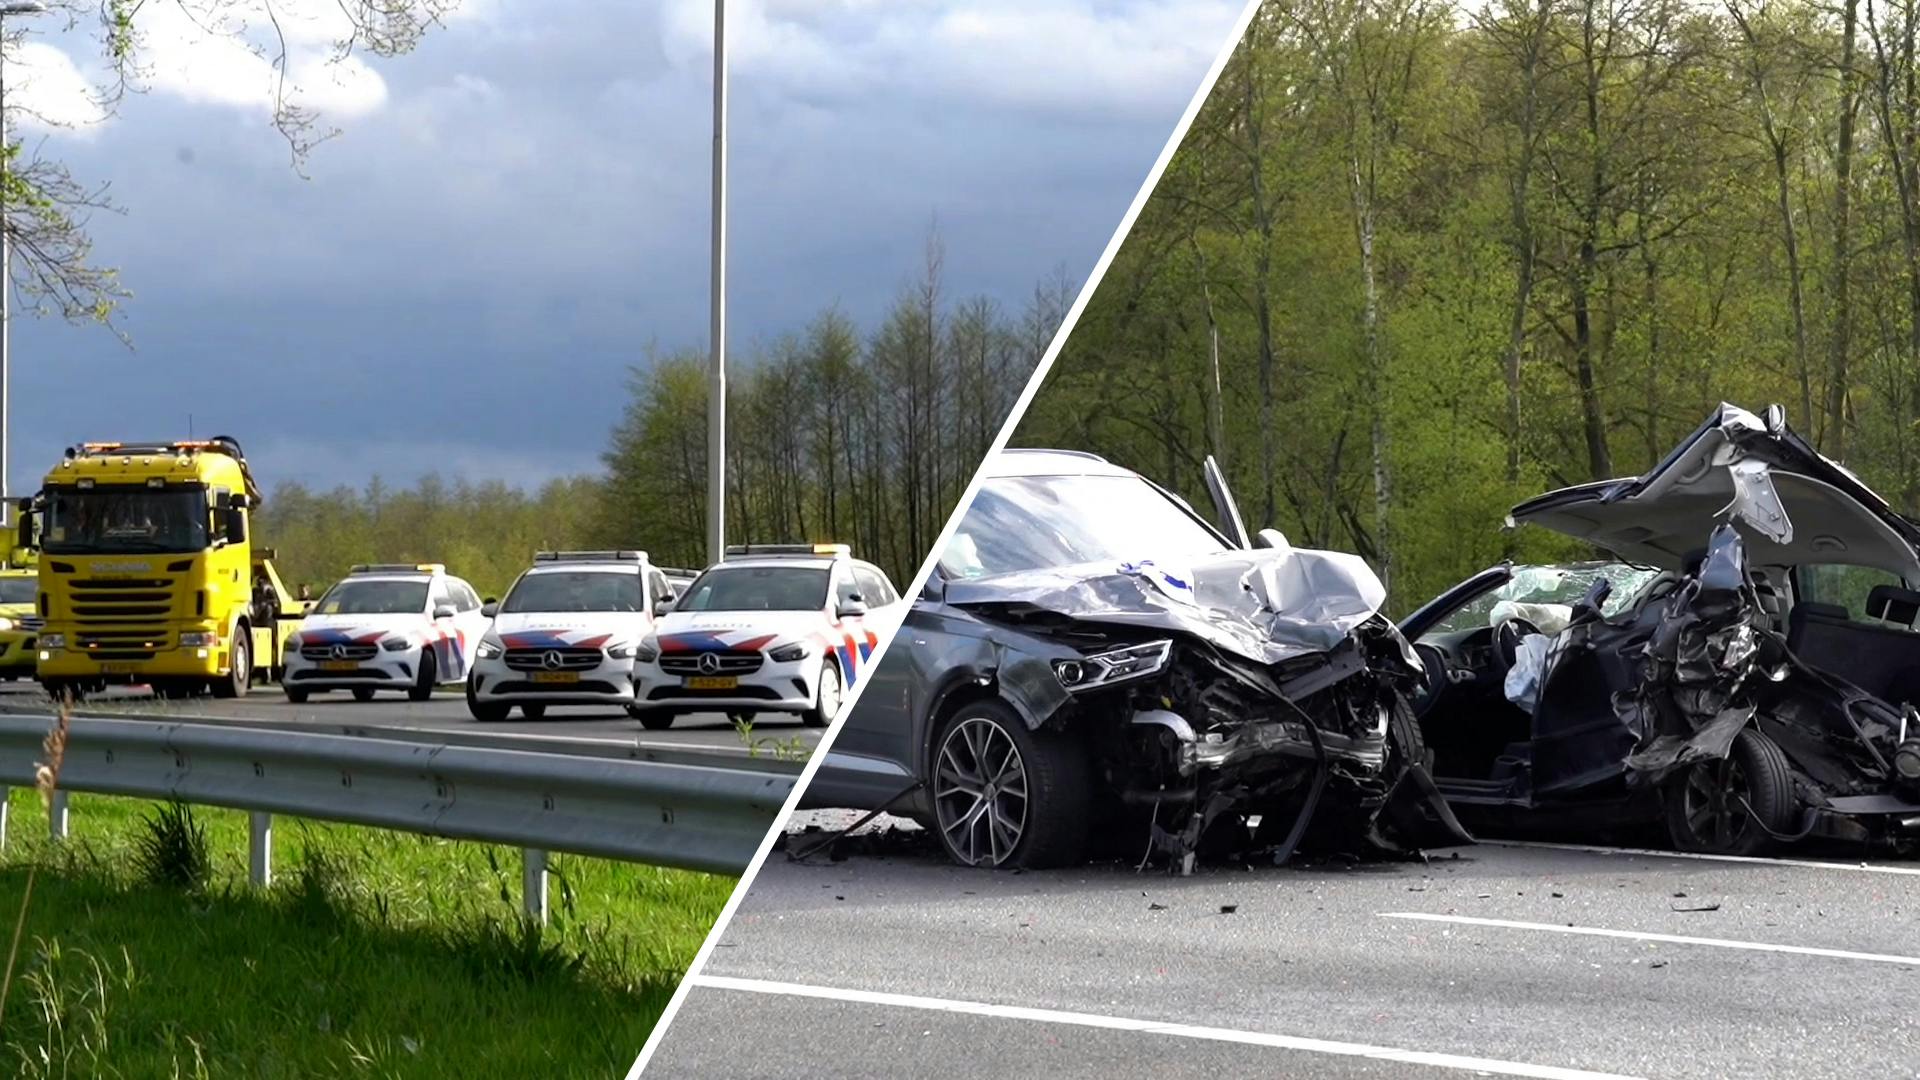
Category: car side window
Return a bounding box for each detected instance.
[648,569,670,604]
[1797,564,1907,624]
[834,569,861,609]
[461,582,482,611]
[854,567,890,606]
[430,579,455,614]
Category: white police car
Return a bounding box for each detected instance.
[629,544,900,731]
[282,564,490,703]
[464,550,673,722]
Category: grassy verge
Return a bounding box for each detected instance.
[0,788,732,1077]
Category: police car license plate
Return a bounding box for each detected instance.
[320,661,359,672]
[684,676,737,690]
[532,671,579,684]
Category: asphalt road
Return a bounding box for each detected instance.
[642,816,1920,1079]
[0,680,822,756]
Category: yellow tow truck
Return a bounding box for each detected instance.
[0,534,39,679]
[25,437,308,700]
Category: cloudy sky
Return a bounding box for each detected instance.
[0,0,1240,498]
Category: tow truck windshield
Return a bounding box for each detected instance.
[41,487,210,555]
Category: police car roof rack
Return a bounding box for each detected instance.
[724,543,850,559]
[533,550,647,563]
[348,563,444,575]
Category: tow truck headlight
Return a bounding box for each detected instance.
[1053,640,1173,691]
[380,636,414,653]
[0,617,14,633]
[179,631,219,647]
[475,637,503,660]
[38,633,64,651]
[769,642,812,664]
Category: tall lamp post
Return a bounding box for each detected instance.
[705,0,727,567]
[0,1,47,531]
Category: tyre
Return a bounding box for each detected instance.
[631,706,675,731]
[466,681,509,723]
[211,630,251,699]
[930,698,1092,869]
[1664,728,1798,856]
[284,686,310,704]
[351,687,377,703]
[727,710,758,726]
[802,658,843,728]
[520,703,547,721]
[408,649,437,703]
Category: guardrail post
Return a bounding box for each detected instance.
[0,785,9,850]
[249,811,272,887]
[47,790,67,841]
[522,847,548,925]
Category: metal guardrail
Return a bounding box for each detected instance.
[0,714,795,921]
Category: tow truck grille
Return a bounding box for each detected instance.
[67,577,176,631]
[659,651,764,676]
[504,647,603,672]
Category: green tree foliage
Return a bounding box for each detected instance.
[256,237,1063,594]
[1017,0,1920,612]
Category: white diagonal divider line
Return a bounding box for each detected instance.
[1488,838,1920,877]
[1381,913,1920,967]
[620,3,1272,1075]
[688,974,1645,1080]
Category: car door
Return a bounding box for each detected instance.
[802,575,933,813]
[451,579,488,675]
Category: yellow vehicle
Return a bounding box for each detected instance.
[26,438,306,700]
[0,539,38,679]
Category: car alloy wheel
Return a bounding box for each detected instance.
[934,715,1030,867]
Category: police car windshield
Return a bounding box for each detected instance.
[503,570,643,613]
[678,566,828,612]
[0,577,34,604]
[315,579,428,615]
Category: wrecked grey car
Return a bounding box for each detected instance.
[1404,403,1920,855]
[803,449,1471,870]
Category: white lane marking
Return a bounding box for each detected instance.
[1382,913,1920,967]
[688,974,1644,1080]
[1489,839,1920,877]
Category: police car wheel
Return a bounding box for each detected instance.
[352,688,377,703]
[635,709,676,731]
[408,650,437,703]
[284,686,310,704]
[803,659,842,728]
[521,703,547,721]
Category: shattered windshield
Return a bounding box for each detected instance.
[940,473,1229,580]
[1430,563,1661,635]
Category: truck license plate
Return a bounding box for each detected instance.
[684,676,737,690]
[99,662,136,675]
[531,671,580,684]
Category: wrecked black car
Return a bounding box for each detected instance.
[1404,403,1920,855]
[803,449,1471,870]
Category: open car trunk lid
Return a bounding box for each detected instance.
[1509,403,1920,578]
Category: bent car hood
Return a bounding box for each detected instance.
[942,545,1387,665]
[1511,403,1920,576]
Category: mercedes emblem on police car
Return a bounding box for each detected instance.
[697,652,722,674]
[542,650,564,671]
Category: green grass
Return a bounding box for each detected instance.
[0,789,733,1078]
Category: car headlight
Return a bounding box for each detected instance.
[1053,640,1173,691]
[38,633,64,650]
[179,631,219,647]
[282,633,302,653]
[628,638,659,664]
[475,637,503,660]
[380,636,415,653]
[769,641,812,663]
